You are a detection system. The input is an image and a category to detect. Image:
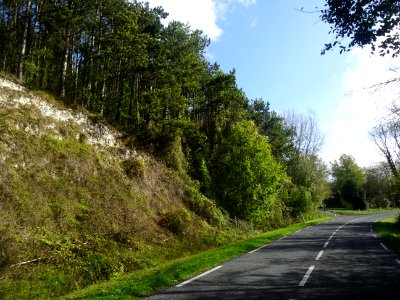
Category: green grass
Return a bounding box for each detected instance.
[374,214,400,255]
[64,216,332,299]
[327,208,396,215]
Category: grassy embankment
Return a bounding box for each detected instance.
[327,208,396,215]
[374,214,400,255]
[64,217,331,299]
[0,74,332,299]
[0,75,238,299]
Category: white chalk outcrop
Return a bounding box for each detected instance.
[0,76,136,158]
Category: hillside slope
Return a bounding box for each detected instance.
[0,75,241,298]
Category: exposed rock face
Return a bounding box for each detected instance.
[0,76,137,158]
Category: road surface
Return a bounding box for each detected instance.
[145,212,400,299]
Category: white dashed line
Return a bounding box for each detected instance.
[176,266,223,287]
[323,241,329,248]
[396,259,400,266]
[315,250,324,261]
[299,265,315,287]
[380,243,389,251]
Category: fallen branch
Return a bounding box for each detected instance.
[10,257,46,268]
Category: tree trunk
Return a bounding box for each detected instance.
[60,34,69,97]
[19,0,32,80]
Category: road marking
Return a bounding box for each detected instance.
[315,250,324,261]
[249,247,261,254]
[279,236,287,240]
[323,241,329,248]
[373,234,377,238]
[176,266,223,287]
[249,245,267,254]
[396,259,400,266]
[380,243,389,251]
[328,235,333,241]
[299,265,315,287]
[295,230,302,233]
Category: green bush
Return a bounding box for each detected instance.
[287,186,312,217]
[159,208,192,236]
[79,252,124,283]
[183,185,226,226]
[122,156,146,178]
[396,213,400,230]
[210,121,285,224]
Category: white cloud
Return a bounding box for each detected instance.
[321,47,399,167]
[251,16,258,27]
[144,0,256,41]
[238,0,256,6]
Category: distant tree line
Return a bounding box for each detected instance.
[320,0,400,211]
[0,0,333,227]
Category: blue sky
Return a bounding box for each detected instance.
[145,0,399,167]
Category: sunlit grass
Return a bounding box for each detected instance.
[374,214,400,255]
[64,216,332,299]
[327,208,396,215]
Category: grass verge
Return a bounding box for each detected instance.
[374,214,400,255]
[64,216,332,299]
[327,208,396,216]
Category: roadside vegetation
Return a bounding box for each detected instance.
[374,215,400,255]
[326,208,397,216]
[65,217,331,299]
[0,74,329,299]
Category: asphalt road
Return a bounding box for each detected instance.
[144,212,400,299]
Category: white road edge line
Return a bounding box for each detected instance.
[249,245,266,254]
[176,266,223,287]
[250,235,288,253]
[299,265,315,287]
[315,250,324,261]
[380,243,389,251]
